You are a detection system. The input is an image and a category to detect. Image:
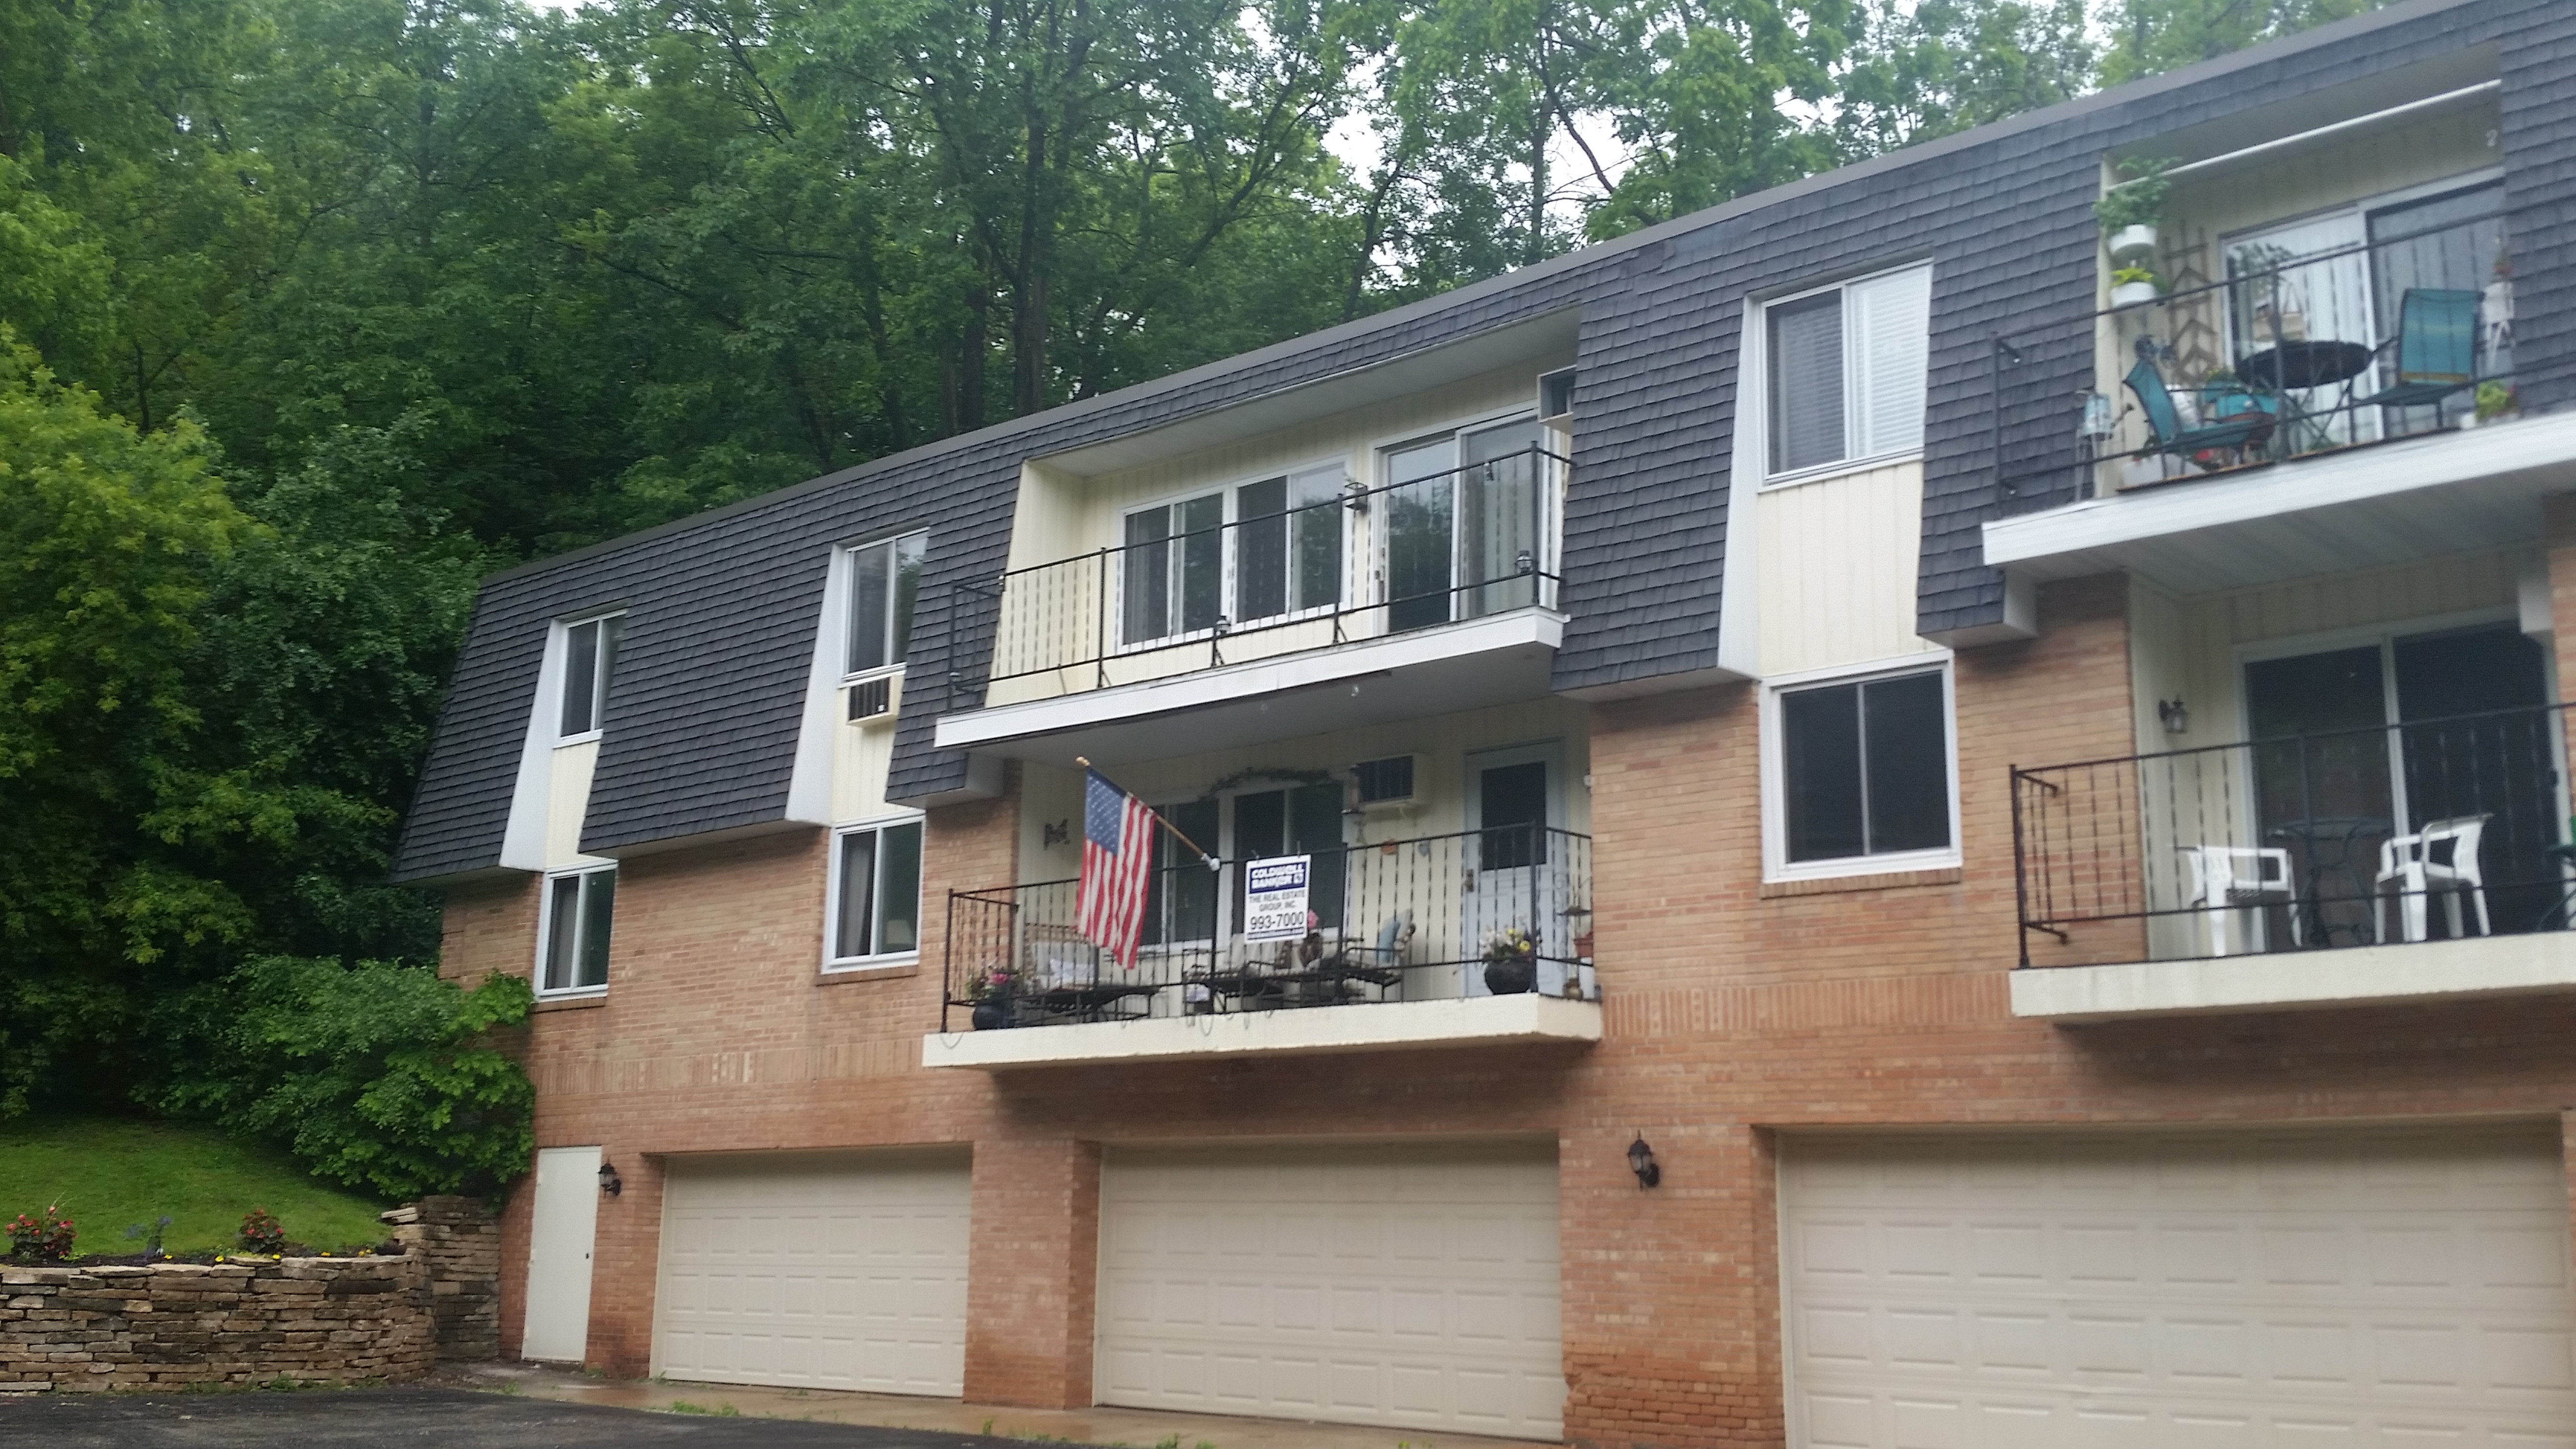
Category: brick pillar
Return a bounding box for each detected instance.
[962,1137,1101,1408]
[587,1148,663,1378]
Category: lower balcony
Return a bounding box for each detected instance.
[921,824,1601,1069]
[2010,700,2576,1019]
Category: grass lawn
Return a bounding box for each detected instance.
[0,1117,393,1257]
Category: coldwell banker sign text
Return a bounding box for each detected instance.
[1242,855,1311,943]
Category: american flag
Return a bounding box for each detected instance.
[1078,769,1158,967]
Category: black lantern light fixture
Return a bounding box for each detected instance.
[597,1159,623,1198]
[1626,1133,1660,1190]
[2157,697,2190,735]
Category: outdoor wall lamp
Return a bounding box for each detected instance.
[1627,1134,1661,1190]
[2158,698,2190,735]
[597,1160,622,1198]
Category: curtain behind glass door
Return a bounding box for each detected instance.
[1460,419,1545,618]
[1385,438,1456,632]
[2246,646,2392,946]
[2392,625,2553,935]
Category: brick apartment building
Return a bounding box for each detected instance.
[396,0,2576,1442]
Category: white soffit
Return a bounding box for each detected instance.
[1981,411,2576,594]
[1036,311,1582,477]
[2010,930,2576,1021]
[921,994,1603,1070]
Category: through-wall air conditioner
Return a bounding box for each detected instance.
[1537,366,1577,425]
[1351,754,1424,811]
[847,675,894,722]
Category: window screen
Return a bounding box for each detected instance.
[1769,291,1846,474]
[1766,267,1931,477]
[558,616,620,737]
[1782,670,1950,863]
[847,533,927,674]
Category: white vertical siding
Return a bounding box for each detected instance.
[543,740,599,866]
[1755,460,1937,677]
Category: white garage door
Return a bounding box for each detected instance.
[1781,1124,2576,1449]
[655,1152,969,1395]
[1097,1142,1564,1439]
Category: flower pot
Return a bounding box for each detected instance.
[1484,954,1536,996]
[971,995,1012,1030]
[2108,223,2157,263]
[2109,280,2159,309]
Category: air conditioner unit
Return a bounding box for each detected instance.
[847,675,894,722]
[1351,754,1424,811]
[1537,366,1577,425]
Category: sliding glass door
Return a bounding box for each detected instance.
[1383,417,1547,633]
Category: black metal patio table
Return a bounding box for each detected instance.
[2264,815,2393,947]
[2237,340,2375,453]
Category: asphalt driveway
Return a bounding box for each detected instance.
[0,1387,1065,1448]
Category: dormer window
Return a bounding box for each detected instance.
[559,614,622,740]
[847,533,927,676]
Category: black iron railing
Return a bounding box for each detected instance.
[941,445,1568,704]
[2012,701,2573,967]
[1994,212,2516,515]
[939,823,1595,1031]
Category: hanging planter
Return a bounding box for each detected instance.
[2109,266,2161,309]
[2108,223,2158,263]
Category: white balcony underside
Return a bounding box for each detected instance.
[933,609,1562,765]
[920,993,1603,1070]
[1982,410,2576,594]
[2010,929,2576,1021]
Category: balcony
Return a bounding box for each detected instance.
[2008,701,2576,1019]
[920,823,1601,1069]
[1982,191,2576,596]
[933,446,1569,766]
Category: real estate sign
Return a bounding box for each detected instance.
[1242,855,1311,943]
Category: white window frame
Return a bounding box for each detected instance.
[1113,460,1348,652]
[534,862,617,997]
[1753,262,1934,489]
[822,812,926,972]
[842,531,928,681]
[1760,651,1962,883]
[553,612,624,744]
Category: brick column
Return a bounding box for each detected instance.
[962,1137,1102,1408]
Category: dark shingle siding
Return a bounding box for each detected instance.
[397,0,2560,879]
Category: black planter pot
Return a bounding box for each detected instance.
[1484,954,1536,996]
[971,995,1013,1030]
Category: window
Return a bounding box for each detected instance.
[1121,467,1342,646]
[846,533,927,676]
[538,865,616,993]
[828,818,923,965]
[1764,265,1932,479]
[558,615,621,739]
[1384,417,1547,632]
[1771,665,1955,873]
[1139,786,1345,948]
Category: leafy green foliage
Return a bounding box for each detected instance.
[163,958,535,1201]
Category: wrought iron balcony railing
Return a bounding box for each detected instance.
[2012,701,2573,967]
[941,445,1568,707]
[1993,210,2516,516]
[939,823,1594,1032]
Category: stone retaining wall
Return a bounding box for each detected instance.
[0,1254,435,1392]
[378,1196,499,1361]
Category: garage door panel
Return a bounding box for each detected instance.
[1098,1143,1562,1439]
[1784,1127,2576,1449]
[655,1156,967,1396]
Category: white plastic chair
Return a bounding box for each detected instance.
[2374,815,2491,944]
[2178,845,2299,957]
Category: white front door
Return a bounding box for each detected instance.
[1095,1142,1565,1439]
[522,1145,601,1362]
[653,1153,970,1395]
[1463,743,1569,996]
[1779,1124,2576,1447]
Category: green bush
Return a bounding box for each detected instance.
[163,958,533,1200]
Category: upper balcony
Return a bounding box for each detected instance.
[1981,80,2576,598]
[935,437,1571,766]
[2008,698,2576,1020]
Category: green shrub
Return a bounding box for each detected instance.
[163,958,534,1200]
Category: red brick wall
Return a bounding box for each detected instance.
[437,569,2576,1446]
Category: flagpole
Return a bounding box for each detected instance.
[1077,756,1220,868]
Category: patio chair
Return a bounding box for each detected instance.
[2356,288,2480,410]
[2373,814,2491,944]
[2178,845,2299,957]
[2126,361,2273,470]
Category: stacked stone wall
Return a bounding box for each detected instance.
[379,1196,499,1361]
[0,1256,432,1392]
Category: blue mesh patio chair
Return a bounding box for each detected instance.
[2358,288,2481,409]
[2126,360,2272,467]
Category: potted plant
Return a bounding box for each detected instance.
[1482,926,1539,996]
[968,963,1022,1030]
[2109,266,2161,309]
[2095,157,2173,264]
[2474,379,2519,425]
